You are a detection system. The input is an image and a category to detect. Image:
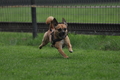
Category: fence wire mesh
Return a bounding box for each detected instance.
[0,0,120,23]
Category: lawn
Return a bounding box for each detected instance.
[0,2,120,23]
[0,32,120,80]
[36,7,120,23]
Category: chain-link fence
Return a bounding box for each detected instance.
[0,0,120,35]
[0,0,120,23]
[0,0,119,6]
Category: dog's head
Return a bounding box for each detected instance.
[51,18,68,39]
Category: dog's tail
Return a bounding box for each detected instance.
[46,16,54,25]
[46,16,54,31]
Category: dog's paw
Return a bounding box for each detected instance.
[69,50,73,53]
[39,46,42,49]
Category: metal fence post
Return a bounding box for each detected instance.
[31,0,37,39]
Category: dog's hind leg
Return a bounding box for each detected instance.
[39,32,49,49]
[39,41,49,49]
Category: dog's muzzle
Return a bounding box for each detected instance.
[59,32,66,38]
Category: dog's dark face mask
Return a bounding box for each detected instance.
[57,28,67,39]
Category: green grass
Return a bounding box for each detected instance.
[0,32,120,50]
[0,7,31,22]
[0,32,120,80]
[0,2,120,23]
[0,46,120,80]
[36,8,120,23]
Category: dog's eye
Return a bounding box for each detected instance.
[64,28,67,31]
[58,28,62,31]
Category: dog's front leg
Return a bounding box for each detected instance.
[65,36,73,53]
[55,42,69,58]
[57,48,69,58]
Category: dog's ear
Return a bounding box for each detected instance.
[62,18,68,27]
[51,18,58,27]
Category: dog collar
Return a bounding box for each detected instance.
[51,32,66,45]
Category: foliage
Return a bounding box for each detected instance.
[0,32,120,51]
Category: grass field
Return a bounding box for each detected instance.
[36,8,120,23]
[0,2,120,23]
[0,32,120,80]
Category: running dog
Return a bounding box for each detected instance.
[39,16,73,58]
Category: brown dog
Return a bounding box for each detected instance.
[39,16,73,58]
